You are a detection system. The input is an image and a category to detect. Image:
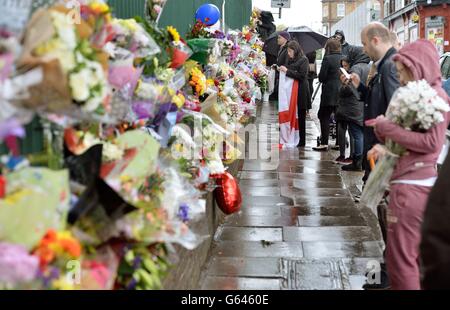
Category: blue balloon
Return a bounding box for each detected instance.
[195,4,221,26]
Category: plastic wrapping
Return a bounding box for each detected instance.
[360,151,399,216]
[111,19,161,59]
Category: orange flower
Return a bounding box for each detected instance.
[33,230,82,267]
[35,247,56,267]
[59,239,82,258]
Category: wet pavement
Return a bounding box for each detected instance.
[200,101,383,290]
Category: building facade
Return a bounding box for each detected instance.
[331,0,383,45]
[322,0,366,36]
[384,0,450,54]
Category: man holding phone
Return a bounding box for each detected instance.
[346,22,400,290]
[348,22,400,184]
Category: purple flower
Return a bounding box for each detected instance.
[213,31,225,39]
[0,118,25,142]
[178,204,190,222]
[133,256,142,269]
[36,267,61,288]
[126,278,138,290]
[0,243,39,287]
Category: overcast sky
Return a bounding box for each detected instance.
[252,0,323,32]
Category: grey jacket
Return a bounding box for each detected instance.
[336,63,369,125]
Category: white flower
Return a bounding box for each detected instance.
[51,11,77,49]
[207,159,225,174]
[102,143,124,162]
[70,70,90,102]
[172,125,195,149]
[135,81,158,99]
[388,79,449,131]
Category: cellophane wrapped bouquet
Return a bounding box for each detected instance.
[361,79,450,213]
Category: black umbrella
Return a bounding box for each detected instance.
[263,26,328,57]
[286,26,328,55]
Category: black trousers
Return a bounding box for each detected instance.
[307,79,314,109]
[297,108,307,146]
[318,106,334,146]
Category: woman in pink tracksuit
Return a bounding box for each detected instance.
[368,40,450,290]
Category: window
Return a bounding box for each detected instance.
[395,0,404,11]
[323,4,329,18]
[337,3,345,17]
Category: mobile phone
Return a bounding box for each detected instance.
[340,67,351,80]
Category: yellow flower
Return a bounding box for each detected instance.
[172,93,185,108]
[89,1,110,14]
[189,67,207,96]
[167,26,180,42]
[35,38,61,56]
[120,175,132,183]
[120,19,138,32]
[52,277,75,290]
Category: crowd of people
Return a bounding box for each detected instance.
[270,23,450,290]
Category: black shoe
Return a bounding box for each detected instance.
[342,156,363,172]
[342,163,363,172]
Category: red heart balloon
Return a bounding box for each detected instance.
[213,172,242,215]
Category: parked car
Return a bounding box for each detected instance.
[440,52,450,79]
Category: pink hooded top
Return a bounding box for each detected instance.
[375,39,450,181]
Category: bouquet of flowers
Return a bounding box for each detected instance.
[33,229,83,290]
[147,0,168,23]
[17,6,110,115]
[189,67,207,96]
[253,64,269,94]
[187,20,211,40]
[361,80,450,213]
[110,18,161,60]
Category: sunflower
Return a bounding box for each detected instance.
[167,26,181,43]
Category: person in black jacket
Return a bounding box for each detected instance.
[306,51,317,114]
[270,31,291,102]
[348,22,401,291]
[421,143,450,290]
[334,29,353,57]
[257,11,276,42]
[279,40,311,147]
[314,38,343,151]
[335,57,355,164]
[277,31,290,67]
[341,47,371,171]
[349,22,400,182]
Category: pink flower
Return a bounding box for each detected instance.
[0,243,39,287]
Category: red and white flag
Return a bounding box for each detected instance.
[278,72,299,148]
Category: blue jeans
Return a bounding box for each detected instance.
[348,122,364,158]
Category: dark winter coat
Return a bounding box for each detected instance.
[421,145,450,290]
[336,50,370,126]
[277,44,289,67]
[319,51,344,108]
[358,47,400,151]
[285,55,311,110]
[341,42,352,57]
